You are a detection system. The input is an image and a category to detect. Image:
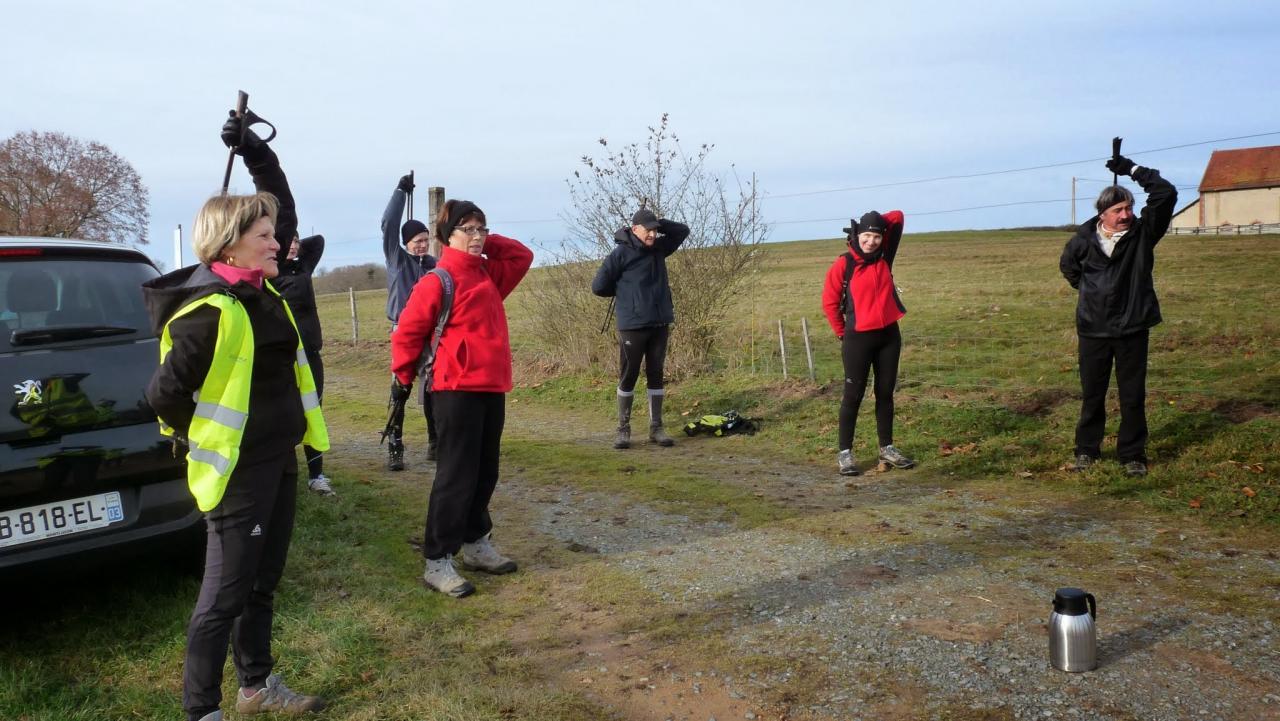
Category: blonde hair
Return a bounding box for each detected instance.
[191,192,280,264]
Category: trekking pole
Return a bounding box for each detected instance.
[599,297,615,334]
[1111,137,1123,186]
[220,90,249,195]
[406,169,415,220]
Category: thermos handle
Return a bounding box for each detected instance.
[1085,592,1097,619]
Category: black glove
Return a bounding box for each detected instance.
[220,110,267,160]
[398,174,415,194]
[390,377,413,403]
[1106,155,1136,177]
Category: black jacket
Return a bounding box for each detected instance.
[1059,167,1177,338]
[591,219,690,330]
[273,234,324,352]
[142,265,306,466]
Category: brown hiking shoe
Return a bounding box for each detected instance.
[235,674,324,715]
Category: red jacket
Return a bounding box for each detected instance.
[821,210,906,336]
[391,233,533,391]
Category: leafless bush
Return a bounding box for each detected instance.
[525,114,768,375]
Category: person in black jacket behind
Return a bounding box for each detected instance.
[274,233,334,496]
[591,208,690,449]
[1059,154,1176,477]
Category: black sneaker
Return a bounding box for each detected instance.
[1124,460,1148,477]
[387,441,405,472]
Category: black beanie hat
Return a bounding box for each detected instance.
[401,219,428,245]
[857,211,887,235]
[841,211,887,239]
[435,200,484,246]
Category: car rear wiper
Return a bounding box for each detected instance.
[10,325,137,346]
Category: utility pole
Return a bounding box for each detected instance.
[1071,177,1077,225]
[1064,178,1075,225]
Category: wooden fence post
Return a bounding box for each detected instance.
[801,317,815,381]
[349,287,359,342]
[778,319,788,379]
[427,186,446,257]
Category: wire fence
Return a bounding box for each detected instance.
[1167,223,1280,236]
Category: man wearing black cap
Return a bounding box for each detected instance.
[592,208,690,449]
[380,173,439,470]
[1060,155,1176,477]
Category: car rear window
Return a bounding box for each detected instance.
[0,255,157,353]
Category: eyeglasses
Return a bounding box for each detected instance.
[454,225,489,237]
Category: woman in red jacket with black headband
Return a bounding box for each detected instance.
[390,199,533,598]
[820,210,916,477]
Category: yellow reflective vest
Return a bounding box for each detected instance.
[158,285,329,511]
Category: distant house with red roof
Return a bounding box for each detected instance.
[1171,145,1280,228]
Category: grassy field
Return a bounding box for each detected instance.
[2,228,1276,720]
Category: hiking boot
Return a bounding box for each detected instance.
[1124,460,1148,477]
[614,425,631,449]
[387,440,405,472]
[195,712,223,721]
[837,449,860,477]
[235,674,324,715]
[426,439,438,462]
[423,555,475,598]
[307,474,336,497]
[460,533,518,574]
[878,445,916,469]
[649,424,675,447]
[1070,454,1096,472]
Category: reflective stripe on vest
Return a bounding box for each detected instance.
[158,285,328,511]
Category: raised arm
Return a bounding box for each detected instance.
[656,219,690,257]
[1132,166,1177,243]
[381,175,412,265]
[482,233,534,299]
[881,210,905,267]
[222,113,296,267]
[297,234,325,275]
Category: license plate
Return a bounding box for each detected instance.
[0,492,125,549]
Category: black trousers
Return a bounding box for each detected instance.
[423,391,505,559]
[1075,330,1149,462]
[618,325,669,393]
[184,452,297,721]
[302,348,325,479]
[838,323,901,451]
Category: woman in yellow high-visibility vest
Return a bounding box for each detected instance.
[143,114,327,721]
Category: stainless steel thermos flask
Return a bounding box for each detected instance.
[1049,587,1097,672]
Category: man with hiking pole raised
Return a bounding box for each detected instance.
[592,208,690,449]
[380,172,439,471]
[1059,147,1176,477]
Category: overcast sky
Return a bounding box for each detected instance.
[6,0,1279,270]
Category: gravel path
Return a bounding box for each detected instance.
[492,403,1280,721]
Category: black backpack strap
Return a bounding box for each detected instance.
[415,268,454,390]
[838,252,856,316]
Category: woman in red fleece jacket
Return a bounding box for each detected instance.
[820,210,915,477]
[390,199,533,598]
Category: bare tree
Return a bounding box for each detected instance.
[525,114,769,375]
[0,130,150,244]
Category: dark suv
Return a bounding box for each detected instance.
[1,238,199,570]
